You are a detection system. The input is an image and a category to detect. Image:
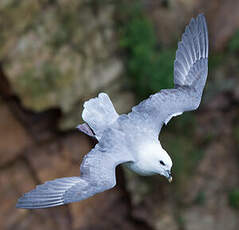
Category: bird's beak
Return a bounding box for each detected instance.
[167,170,172,183]
[168,176,173,183]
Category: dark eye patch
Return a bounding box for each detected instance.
[159,160,165,166]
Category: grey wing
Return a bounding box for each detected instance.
[16,129,134,209]
[174,14,208,86]
[123,14,208,135]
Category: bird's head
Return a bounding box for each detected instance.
[140,141,173,182]
[157,148,173,182]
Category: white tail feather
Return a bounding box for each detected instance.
[82,93,119,139]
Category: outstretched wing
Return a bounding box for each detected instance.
[16,129,134,209]
[123,14,208,135]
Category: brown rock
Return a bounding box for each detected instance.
[26,142,79,182]
[0,104,31,166]
[0,161,34,228]
[69,188,129,229]
[60,132,92,164]
[183,204,239,230]
[198,0,239,51]
[68,167,151,230]
[0,161,65,230]
[2,1,124,126]
[182,138,239,229]
[147,0,239,51]
[25,132,92,181]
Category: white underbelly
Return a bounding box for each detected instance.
[124,162,156,176]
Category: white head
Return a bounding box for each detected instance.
[135,141,173,181]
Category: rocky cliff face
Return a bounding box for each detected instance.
[0,0,135,129]
[1,1,239,230]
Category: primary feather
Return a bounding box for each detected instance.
[16,128,134,209]
[125,14,208,134]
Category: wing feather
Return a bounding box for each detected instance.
[121,14,208,134]
[16,129,134,209]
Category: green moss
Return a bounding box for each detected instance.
[202,131,215,145]
[194,190,206,205]
[232,125,239,155]
[176,214,185,229]
[17,63,60,98]
[161,134,203,185]
[149,49,175,93]
[50,10,81,49]
[233,125,239,142]
[159,108,205,190]
[228,30,239,53]
[228,188,239,209]
[170,113,196,136]
[2,0,22,9]
[208,54,223,69]
[119,1,174,99]
[51,28,70,49]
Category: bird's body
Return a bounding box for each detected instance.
[16,14,209,209]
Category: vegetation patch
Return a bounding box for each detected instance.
[228,188,239,209]
[194,190,206,205]
[119,1,175,100]
[228,30,239,53]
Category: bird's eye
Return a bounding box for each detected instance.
[159,160,165,166]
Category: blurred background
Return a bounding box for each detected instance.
[0,0,239,229]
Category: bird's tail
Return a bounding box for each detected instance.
[78,93,119,140]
